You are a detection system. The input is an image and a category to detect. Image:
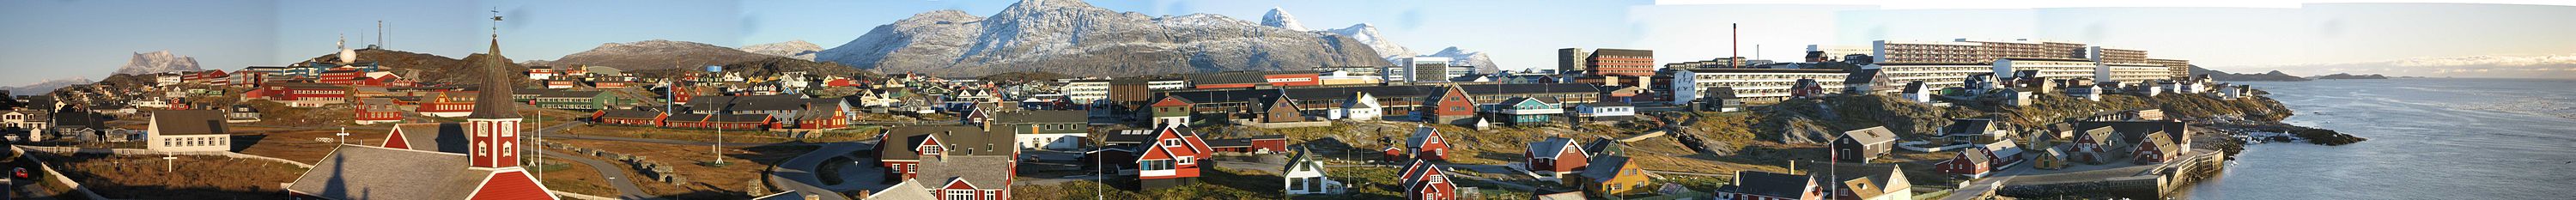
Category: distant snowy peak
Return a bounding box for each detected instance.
[2,76,93,94]
[1424,46,1498,72]
[112,50,202,75]
[813,0,1388,76]
[1322,23,1412,59]
[1261,8,1309,32]
[743,39,824,61]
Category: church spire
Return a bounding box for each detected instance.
[465,7,519,119]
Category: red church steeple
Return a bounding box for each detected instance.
[465,11,523,168]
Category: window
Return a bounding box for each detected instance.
[1163,138,1182,147]
[946,190,974,200]
[1177,156,1194,165]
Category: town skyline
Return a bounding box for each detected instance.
[8,0,2576,86]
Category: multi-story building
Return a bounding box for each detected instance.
[1062,79,1110,103]
[1807,45,1874,63]
[1404,57,1458,83]
[1671,69,1850,104]
[1873,40,1984,64]
[2097,64,2172,85]
[1870,64,1990,90]
[1993,58,2099,82]
[1874,39,2093,64]
[1561,48,1656,76]
[2146,58,2192,81]
[2087,46,2149,64]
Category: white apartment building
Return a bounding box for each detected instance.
[2096,64,2170,86]
[1672,69,1850,104]
[1061,80,1111,103]
[1146,80,1189,90]
[1869,64,1990,90]
[1994,58,2099,82]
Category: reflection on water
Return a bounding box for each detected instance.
[2184,78,2576,199]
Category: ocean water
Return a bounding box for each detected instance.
[2184,78,2576,199]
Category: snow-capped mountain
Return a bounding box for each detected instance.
[112,51,202,75]
[1424,47,1498,73]
[1260,8,1309,32]
[815,0,1388,76]
[2,77,93,94]
[542,39,784,70]
[742,40,824,61]
[1323,23,1413,60]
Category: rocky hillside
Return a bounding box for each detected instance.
[537,39,783,70]
[1424,47,1498,73]
[817,0,1389,76]
[112,51,202,75]
[304,49,529,87]
[741,40,823,61]
[1748,91,2300,144]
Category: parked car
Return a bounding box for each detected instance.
[13,167,27,179]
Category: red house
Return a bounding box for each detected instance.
[2134,131,2180,164]
[1403,126,1450,161]
[1206,135,1287,154]
[352,99,404,124]
[1130,126,1213,189]
[1425,84,1477,125]
[1937,139,2024,178]
[661,113,773,130]
[1397,161,1459,200]
[1526,136,1589,179]
[592,110,667,126]
[415,90,478,118]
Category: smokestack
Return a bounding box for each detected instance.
[377,21,385,48]
[1731,23,1740,68]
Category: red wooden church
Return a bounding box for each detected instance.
[285,28,556,200]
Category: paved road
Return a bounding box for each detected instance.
[768,142,876,200]
[538,148,650,199]
[533,122,810,147]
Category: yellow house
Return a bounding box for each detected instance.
[1575,155,1650,197]
[2033,146,2069,170]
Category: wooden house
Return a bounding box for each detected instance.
[1574,155,1649,197]
[1404,126,1451,161]
[1284,147,1344,195]
[1397,161,1459,200]
[1526,136,1589,179]
[1717,171,1824,200]
[1832,127,1899,162]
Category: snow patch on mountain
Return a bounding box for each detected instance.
[742,39,824,61]
[1322,23,1413,59]
[814,0,1387,76]
[1424,46,1498,73]
[1261,8,1309,32]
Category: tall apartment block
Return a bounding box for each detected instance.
[2146,58,2192,81]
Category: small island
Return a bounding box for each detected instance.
[2313,73,2391,80]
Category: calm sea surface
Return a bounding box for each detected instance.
[2183,78,2576,199]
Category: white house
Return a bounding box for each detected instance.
[145,110,231,152]
[1899,81,1934,103]
[2067,85,2102,101]
[1569,101,1635,122]
[1332,92,1382,121]
[1284,147,1344,195]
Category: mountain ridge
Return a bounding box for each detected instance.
[814,0,1389,76]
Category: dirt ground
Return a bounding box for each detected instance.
[231,129,393,164]
[29,154,305,199]
[549,139,816,199]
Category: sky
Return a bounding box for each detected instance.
[6,0,2575,86]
